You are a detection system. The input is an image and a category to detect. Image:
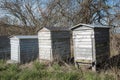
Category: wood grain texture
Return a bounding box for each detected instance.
[72,25,110,68]
[10,37,38,63]
[38,28,71,61]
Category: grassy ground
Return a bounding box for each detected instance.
[0,60,118,80]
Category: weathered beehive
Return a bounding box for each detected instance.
[10,35,38,63]
[71,23,110,70]
[38,27,71,61]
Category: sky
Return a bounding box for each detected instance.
[0,0,47,17]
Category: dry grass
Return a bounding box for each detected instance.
[0,60,118,80]
[110,33,120,56]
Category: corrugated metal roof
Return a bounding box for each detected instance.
[10,35,38,39]
[71,23,110,30]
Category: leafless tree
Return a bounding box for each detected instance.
[37,0,111,27]
[0,0,119,28]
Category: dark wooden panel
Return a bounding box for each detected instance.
[20,39,39,62]
[0,36,10,49]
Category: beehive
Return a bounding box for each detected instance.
[71,23,110,70]
[38,27,71,61]
[10,35,38,63]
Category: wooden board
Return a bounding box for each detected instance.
[73,30,93,62]
[39,48,52,60]
[10,39,20,62]
[38,37,51,40]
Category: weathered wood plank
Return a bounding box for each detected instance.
[38,27,71,61]
[74,39,92,42]
[39,40,51,42]
[75,45,92,48]
[73,35,92,38]
[76,57,92,60]
[74,41,92,45]
[76,59,92,63]
[73,30,93,34]
[38,32,51,34]
[38,35,51,37]
[73,26,93,30]
[39,45,51,48]
[39,43,51,45]
[38,37,51,39]
[75,49,92,53]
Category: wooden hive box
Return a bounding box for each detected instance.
[71,23,110,70]
[10,35,38,63]
[38,27,71,62]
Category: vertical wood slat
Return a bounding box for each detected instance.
[92,32,96,71]
[10,38,20,62]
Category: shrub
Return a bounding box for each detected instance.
[33,61,45,70]
[18,69,41,80]
[0,64,19,80]
[0,60,117,80]
[0,60,7,71]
